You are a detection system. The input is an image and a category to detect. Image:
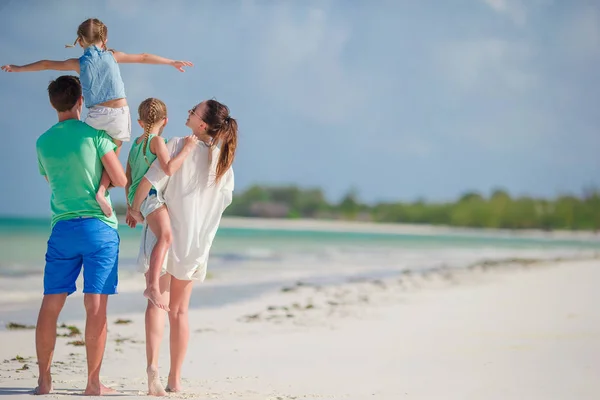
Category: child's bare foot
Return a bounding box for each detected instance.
[96,189,113,218]
[147,366,167,396]
[144,286,169,311]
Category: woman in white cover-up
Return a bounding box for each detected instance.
[127,99,237,396]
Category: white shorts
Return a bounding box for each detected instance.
[136,223,169,276]
[85,105,131,142]
[140,193,165,219]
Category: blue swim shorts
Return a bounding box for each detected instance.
[44,217,120,296]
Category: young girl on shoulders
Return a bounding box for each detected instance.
[1,18,193,218]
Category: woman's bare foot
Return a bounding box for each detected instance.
[147,366,167,396]
[144,286,170,311]
[96,189,113,218]
[33,376,53,395]
[83,383,117,396]
[166,375,182,393]
[165,385,181,393]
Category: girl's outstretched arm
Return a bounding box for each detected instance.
[151,135,198,176]
[111,51,193,72]
[1,59,79,73]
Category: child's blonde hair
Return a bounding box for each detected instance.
[65,18,109,50]
[138,98,168,165]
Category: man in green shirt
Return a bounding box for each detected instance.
[34,75,127,396]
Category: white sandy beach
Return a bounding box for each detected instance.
[1,257,598,399]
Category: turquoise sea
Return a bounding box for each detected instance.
[2,216,600,277]
[1,216,599,325]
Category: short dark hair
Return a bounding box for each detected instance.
[47,75,82,112]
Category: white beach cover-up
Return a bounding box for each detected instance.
[136,136,234,281]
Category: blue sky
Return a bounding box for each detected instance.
[1,0,599,216]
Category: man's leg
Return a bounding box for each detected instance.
[83,294,115,396]
[35,294,67,395]
[36,219,82,395]
[81,218,120,396]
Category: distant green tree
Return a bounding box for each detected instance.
[122,183,600,232]
[338,188,362,220]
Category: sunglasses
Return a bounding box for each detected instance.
[188,106,202,119]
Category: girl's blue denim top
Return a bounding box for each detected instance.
[79,45,126,108]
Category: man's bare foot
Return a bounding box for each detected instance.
[83,383,118,396]
[33,376,52,395]
[147,366,167,396]
[144,286,169,311]
[96,189,113,218]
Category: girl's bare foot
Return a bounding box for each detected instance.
[147,366,167,396]
[96,189,113,217]
[144,286,170,311]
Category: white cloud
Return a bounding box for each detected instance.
[250,4,370,125]
[559,6,600,60]
[435,38,538,95]
[105,0,147,16]
[482,0,527,25]
[399,137,434,157]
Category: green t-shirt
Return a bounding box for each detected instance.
[127,134,165,206]
[36,119,118,229]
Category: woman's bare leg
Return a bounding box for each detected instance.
[166,277,194,392]
[145,273,171,396]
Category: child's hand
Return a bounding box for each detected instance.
[125,208,138,228]
[130,208,145,224]
[1,65,19,72]
[184,135,199,148]
[170,60,193,72]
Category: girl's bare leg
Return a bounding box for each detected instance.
[144,206,172,311]
[96,140,122,217]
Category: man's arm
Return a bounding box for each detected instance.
[125,162,132,204]
[37,152,48,183]
[2,59,80,73]
[100,151,127,187]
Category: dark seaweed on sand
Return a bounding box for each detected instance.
[6,322,35,330]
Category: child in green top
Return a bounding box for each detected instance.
[126,98,197,312]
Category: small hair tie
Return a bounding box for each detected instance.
[65,38,78,49]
